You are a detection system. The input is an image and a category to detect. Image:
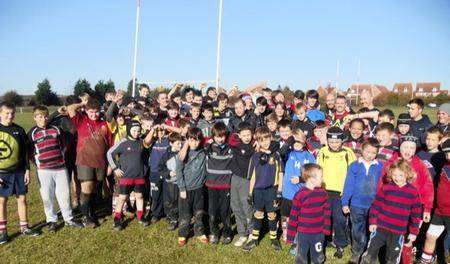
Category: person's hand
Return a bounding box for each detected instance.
[342,206,350,214]
[423,212,431,223]
[247,194,253,206]
[404,234,417,247]
[24,170,30,185]
[114,169,124,178]
[275,191,283,207]
[80,94,89,105]
[369,225,377,233]
[290,177,300,184]
[58,106,67,115]
[180,191,187,199]
[169,171,176,177]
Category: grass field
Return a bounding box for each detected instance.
[0,106,439,264]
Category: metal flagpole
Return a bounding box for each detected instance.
[336,59,340,96]
[356,58,361,106]
[215,0,224,90]
[131,0,141,98]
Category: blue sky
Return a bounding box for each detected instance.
[1,0,450,95]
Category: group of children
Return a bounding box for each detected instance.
[0,84,449,264]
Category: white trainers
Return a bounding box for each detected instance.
[233,236,248,247]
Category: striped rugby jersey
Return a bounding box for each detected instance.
[28,125,65,170]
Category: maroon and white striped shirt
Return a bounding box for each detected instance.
[28,125,65,170]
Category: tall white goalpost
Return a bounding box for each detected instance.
[131,0,141,97]
[215,0,224,90]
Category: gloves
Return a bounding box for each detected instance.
[275,191,283,208]
[247,194,253,206]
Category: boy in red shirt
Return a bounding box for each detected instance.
[68,97,113,227]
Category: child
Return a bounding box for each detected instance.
[317,126,356,258]
[158,132,182,231]
[376,122,399,164]
[205,122,233,244]
[378,109,395,124]
[266,113,280,140]
[197,103,215,142]
[187,103,201,127]
[243,126,283,252]
[344,118,366,158]
[341,138,383,264]
[305,90,325,122]
[176,127,208,246]
[213,93,233,126]
[419,138,450,264]
[28,106,84,232]
[254,96,271,128]
[277,119,293,162]
[417,127,445,182]
[281,129,316,245]
[306,120,328,157]
[148,125,169,223]
[230,122,255,247]
[107,120,153,230]
[292,102,315,138]
[286,163,331,264]
[397,113,411,137]
[361,160,422,264]
[163,101,181,133]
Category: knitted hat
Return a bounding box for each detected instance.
[327,126,346,140]
[439,103,450,115]
[399,134,419,146]
[126,119,141,138]
[397,113,411,126]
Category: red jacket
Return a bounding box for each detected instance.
[436,164,450,216]
[381,155,434,213]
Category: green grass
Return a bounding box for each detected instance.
[1,106,438,263]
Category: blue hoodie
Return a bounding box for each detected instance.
[306,109,325,122]
[282,150,316,200]
[149,138,169,173]
[341,158,383,209]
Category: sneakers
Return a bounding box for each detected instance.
[197,235,209,244]
[48,222,58,233]
[138,219,150,227]
[222,236,232,245]
[0,233,8,245]
[65,220,84,229]
[334,247,344,259]
[233,236,248,247]
[209,235,219,244]
[150,216,160,224]
[271,239,282,251]
[21,227,41,237]
[289,244,297,256]
[82,216,97,228]
[178,237,186,246]
[167,221,177,231]
[113,218,123,231]
[242,238,258,252]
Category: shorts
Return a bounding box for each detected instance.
[0,172,27,197]
[77,166,105,182]
[280,198,292,217]
[252,187,277,212]
[118,178,146,195]
[427,214,450,237]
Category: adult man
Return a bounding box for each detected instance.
[0,102,40,244]
[436,103,450,133]
[327,95,352,129]
[408,98,433,143]
[68,97,113,227]
[321,92,336,117]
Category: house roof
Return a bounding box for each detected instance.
[415,82,441,93]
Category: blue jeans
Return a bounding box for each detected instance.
[350,206,369,256]
[329,196,349,248]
